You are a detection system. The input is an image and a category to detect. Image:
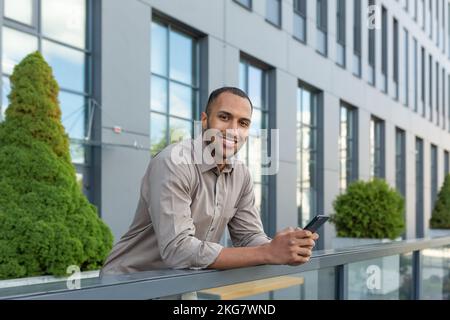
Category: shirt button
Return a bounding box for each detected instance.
[210,227,215,231]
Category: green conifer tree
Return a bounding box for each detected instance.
[430,174,450,229]
[0,52,113,279]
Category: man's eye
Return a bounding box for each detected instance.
[240,122,250,127]
[219,114,228,120]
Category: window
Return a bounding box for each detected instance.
[2,0,90,166]
[239,58,270,233]
[421,47,426,117]
[414,38,418,112]
[234,0,252,10]
[421,0,425,30]
[339,103,358,190]
[436,62,439,126]
[448,73,450,132]
[316,0,328,56]
[370,116,385,179]
[448,3,450,59]
[381,6,388,93]
[4,0,34,26]
[445,150,449,176]
[436,0,439,46]
[393,18,399,100]
[442,69,446,129]
[368,0,376,85]
[150,20,199,157]
[336,0,346,67]
[429,0,433,39]
[431,144,438,213]
[297,85,321,228]
[293,0,307,42]
[412,0,418,21]
[415,138,424,237]
[353,0,361,76]
[442,0,445,53]
[266,0,281,27]
[395,128,406,199]
[403,29,409,107]
[429,54,433,121]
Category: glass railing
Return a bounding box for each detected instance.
[0,236,449,300]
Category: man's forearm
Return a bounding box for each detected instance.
[207,245,271,269]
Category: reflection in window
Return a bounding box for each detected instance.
[370,117,385,179]
[416,137,424,238]
[42,40,85,93]
[169,118,192,144]
[316,0,328,56]
[336,0,346,67]
[59,91,85,165]
[169,82,194,119]
[1,76,11,121]
[293,0,307,42]
[368,0,376,85]
[297,85,319,228]
[421,246,450,299]
[150,20,199,158]
[150,112,167,157]
[381,6,388,93]
[1,27,38,75]
[151,22,168,77]
[1,1,88,165]
[403,28,409,106]
[339,104,357,191]
[353,0,361,76]
[169,29,195,85]
[239,59,269,233]
[393,18,399,100]
[41,0,86,49]
[445,150,449,176]
[431,144,438,213]
[395,128,406,199]
[266,0,281,27]
[150,75,168,113]
[4,0,34,26]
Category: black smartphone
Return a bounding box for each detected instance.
[302,215,329,233]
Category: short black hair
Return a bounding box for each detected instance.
[205,87,253,115]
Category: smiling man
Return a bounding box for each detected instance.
[100,87,318,277]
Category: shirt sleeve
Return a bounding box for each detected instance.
[144,152,223,269]
[227,168,272,247]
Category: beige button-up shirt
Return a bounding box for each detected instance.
[101,137,271,275]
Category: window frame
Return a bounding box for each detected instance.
[149,16,201,157]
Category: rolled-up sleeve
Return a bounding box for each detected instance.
[146,155,223,269]
[228,169,272,247]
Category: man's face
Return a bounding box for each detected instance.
[201,92,252,160]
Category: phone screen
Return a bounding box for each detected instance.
[303,215,329,233]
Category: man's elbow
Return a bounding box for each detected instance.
[160,245,193,269]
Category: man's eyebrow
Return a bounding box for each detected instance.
[216,110,252,123]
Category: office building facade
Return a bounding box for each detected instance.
[2,0,450,249]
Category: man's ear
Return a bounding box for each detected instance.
[201,112,208,130]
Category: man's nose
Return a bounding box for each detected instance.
[225,125,239,137]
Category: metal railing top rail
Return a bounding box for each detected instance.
[1,236,450,300]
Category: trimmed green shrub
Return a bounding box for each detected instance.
[0,52,113,280]
[430,174,450,229]
[331,179,405,239]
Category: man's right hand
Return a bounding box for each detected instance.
[263,227,318,266]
